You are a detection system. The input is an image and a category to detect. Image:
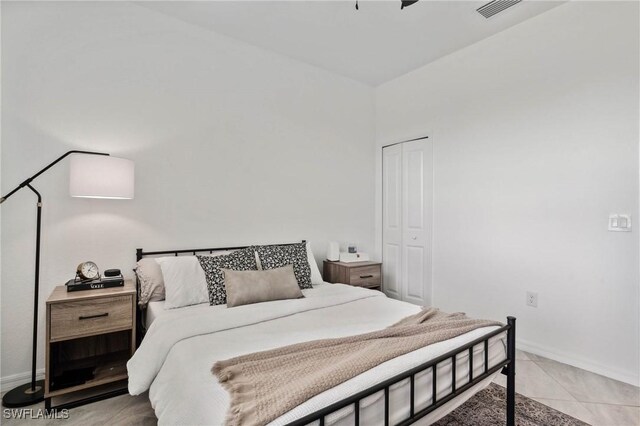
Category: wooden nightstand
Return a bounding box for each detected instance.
[44,280,136,410]
[323,260,382,291]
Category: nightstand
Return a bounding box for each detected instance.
[44,280,136,410]
[323,260,382,290]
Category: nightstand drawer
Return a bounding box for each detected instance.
[50,295,133,341]
[349,265,381,287]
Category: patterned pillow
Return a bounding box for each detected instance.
[254,243,312,289]
[197,248,258,305]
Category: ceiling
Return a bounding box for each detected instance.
[137,1,565,86]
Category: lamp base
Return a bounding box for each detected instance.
[2,380,45,408]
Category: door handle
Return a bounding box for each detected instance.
[411,236,417,240]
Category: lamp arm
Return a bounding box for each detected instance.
[0,150,109,204]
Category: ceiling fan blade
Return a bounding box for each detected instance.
[401,0,419,9]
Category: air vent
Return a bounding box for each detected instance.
[477,0,522,18]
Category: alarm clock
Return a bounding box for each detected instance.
[76,261,100,281]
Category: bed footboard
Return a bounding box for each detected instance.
[287,317,516,426]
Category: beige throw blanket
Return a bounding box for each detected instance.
[213,308,501,426]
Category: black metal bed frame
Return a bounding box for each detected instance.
[135,242,516,426]
[287,319,515,426]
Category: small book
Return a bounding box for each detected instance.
[66,275,124,292]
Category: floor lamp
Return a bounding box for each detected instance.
[1,150,134,408]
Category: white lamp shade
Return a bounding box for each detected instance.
[70,155,134,199]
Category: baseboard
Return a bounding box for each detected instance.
[518,338,639,387]
[0,369,45,393]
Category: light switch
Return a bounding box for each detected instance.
[609,214,631,232]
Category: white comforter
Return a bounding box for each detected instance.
[128,284,506,425]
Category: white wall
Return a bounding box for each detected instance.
[375,1,639,385]
[0,2,375,386]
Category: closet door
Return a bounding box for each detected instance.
[401,139,432,306]
[382,144,402,300]
[382,138,433,306]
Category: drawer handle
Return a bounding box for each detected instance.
[359,274,374,279]
[78,313,109,320]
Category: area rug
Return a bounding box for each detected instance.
[433,383,589,426]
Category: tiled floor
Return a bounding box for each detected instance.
[2,350,639,425]
[492,351,640,425]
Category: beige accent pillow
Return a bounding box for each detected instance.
[222,265,304,308]
[135,258,165,306]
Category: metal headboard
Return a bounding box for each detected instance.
[136,240,306,262]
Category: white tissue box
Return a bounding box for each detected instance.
[339,252,370,263]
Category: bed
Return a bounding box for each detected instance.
[129,243,516,426]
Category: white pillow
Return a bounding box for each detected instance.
[306,242,323,285]
[156,256,209,309]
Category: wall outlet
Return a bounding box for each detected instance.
[526,291,538,308]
